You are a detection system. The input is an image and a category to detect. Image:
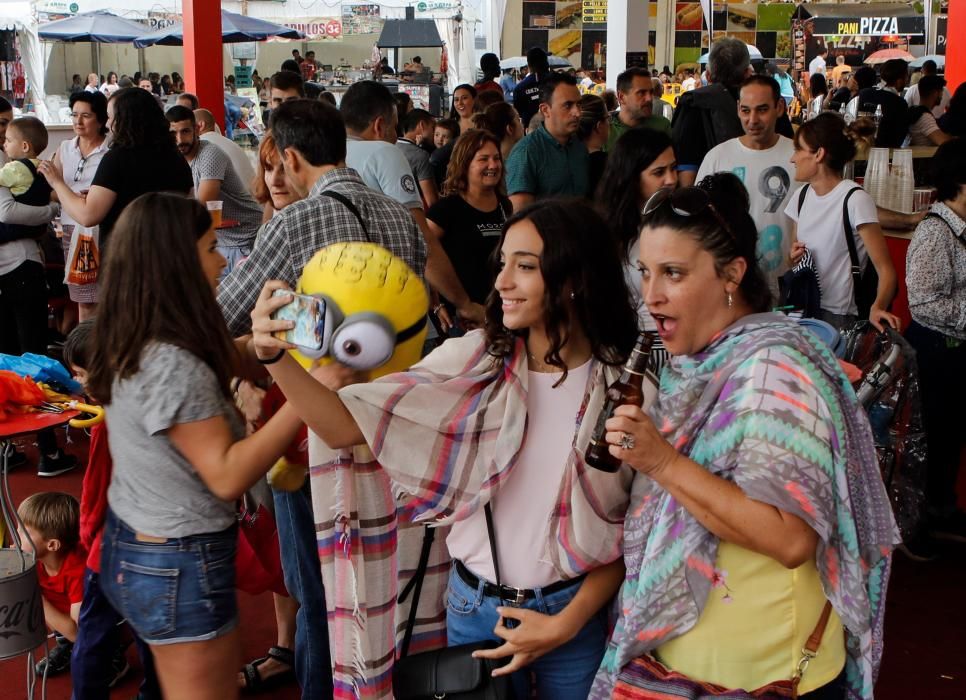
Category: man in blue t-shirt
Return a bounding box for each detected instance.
[512,47,551,129]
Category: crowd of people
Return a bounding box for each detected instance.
[0,35,963,700]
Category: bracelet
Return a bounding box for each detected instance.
[257,350,286,365]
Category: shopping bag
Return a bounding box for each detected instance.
[65,225,99,285]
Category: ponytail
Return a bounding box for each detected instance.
[795,112,874,173]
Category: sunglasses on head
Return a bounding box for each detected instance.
[641,186,736,241]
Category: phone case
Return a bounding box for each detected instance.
[272,290,326,350]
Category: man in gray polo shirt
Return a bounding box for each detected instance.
[167,105,262,273]
[505,72,588,210]
[341,81,483,327]
[396,108,438,207]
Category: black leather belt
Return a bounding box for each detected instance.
[454,559,585,605]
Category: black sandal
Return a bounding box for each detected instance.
[240,645,296,693]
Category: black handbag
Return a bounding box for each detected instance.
[392,504,515,700]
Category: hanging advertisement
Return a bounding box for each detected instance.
[343,4,383,36]
[276,18,343,42]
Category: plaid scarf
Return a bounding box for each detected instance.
[592,313,900,700]
[311,330,655,698]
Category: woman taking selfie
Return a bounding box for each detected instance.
[89,193,302,699]
[250,200,656,698]
[590,174,900,700]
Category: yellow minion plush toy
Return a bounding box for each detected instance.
[267,242,428,490]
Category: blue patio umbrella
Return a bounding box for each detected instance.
[134,9,303,48]
[38,10,147,43]
[910,54,944,70]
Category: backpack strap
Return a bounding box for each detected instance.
[319,190,370,242]
[841,186,865,304]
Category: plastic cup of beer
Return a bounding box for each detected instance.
[207,200,223,229]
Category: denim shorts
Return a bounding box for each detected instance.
[446,561,609,700]
[100,509,239,646]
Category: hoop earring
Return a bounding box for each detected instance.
[727,292,733,308]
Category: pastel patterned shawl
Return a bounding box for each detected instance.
[591,313,900,700]
[310,330,656,699]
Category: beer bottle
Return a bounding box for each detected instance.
[584,332,655,472]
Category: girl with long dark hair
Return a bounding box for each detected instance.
[450,83,478,134]
[249,199,655,698]
[90,193,303,699]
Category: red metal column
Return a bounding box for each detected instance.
[948,3,965,94]
[183,0,225,128]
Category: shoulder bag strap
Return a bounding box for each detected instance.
[841,187,864,303]
[797,183,809,215]
[483,503,502,587]
[319,190,370,242]
[792,601,834,689]
[397,525,436,659]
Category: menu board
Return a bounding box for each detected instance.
[519,0,846,71]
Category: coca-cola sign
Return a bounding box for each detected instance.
[0,552,46,661]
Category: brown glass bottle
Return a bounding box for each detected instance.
[584,332,655,472]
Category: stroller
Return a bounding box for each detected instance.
[840,322,928,542]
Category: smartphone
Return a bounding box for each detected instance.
[272,290,326,351]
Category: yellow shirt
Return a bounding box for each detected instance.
[655,541,845,694]
[0,158,38,196]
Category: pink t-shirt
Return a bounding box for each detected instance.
[446,359,592,589]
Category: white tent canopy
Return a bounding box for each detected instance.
[29,0,486,93]
[0,1,48,121]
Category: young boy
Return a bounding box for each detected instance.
[0,109,76,477]
[1,116,52,242]
[433,117,458,149]
[17,492,85,676]
[63,321,160,699]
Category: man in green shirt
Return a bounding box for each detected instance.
[605,67,672,151]
[506,73,588,209]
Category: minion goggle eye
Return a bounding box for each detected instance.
[297,296,426,370]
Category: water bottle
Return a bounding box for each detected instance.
[873,104,883,140]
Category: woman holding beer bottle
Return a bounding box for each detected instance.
[249,199,656,698]
[589,173,900,700]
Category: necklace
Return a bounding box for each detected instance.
[527,349,555,373]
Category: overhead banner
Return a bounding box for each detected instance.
[810,16,925,37]
[274,17,343,41]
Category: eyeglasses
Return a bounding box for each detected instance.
[641,186,735,240]
[73,155,89,182]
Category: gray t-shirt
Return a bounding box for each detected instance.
[396,139,434,183]
[106,342,242,538]
[191,140,262,249]
[346,138,423,210]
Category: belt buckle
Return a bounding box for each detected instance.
[501,585,526,606]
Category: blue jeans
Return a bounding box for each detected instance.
[446,562,608,700]
[71,568,161,700]
[274,482,334,699]
[100,510,238,645]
